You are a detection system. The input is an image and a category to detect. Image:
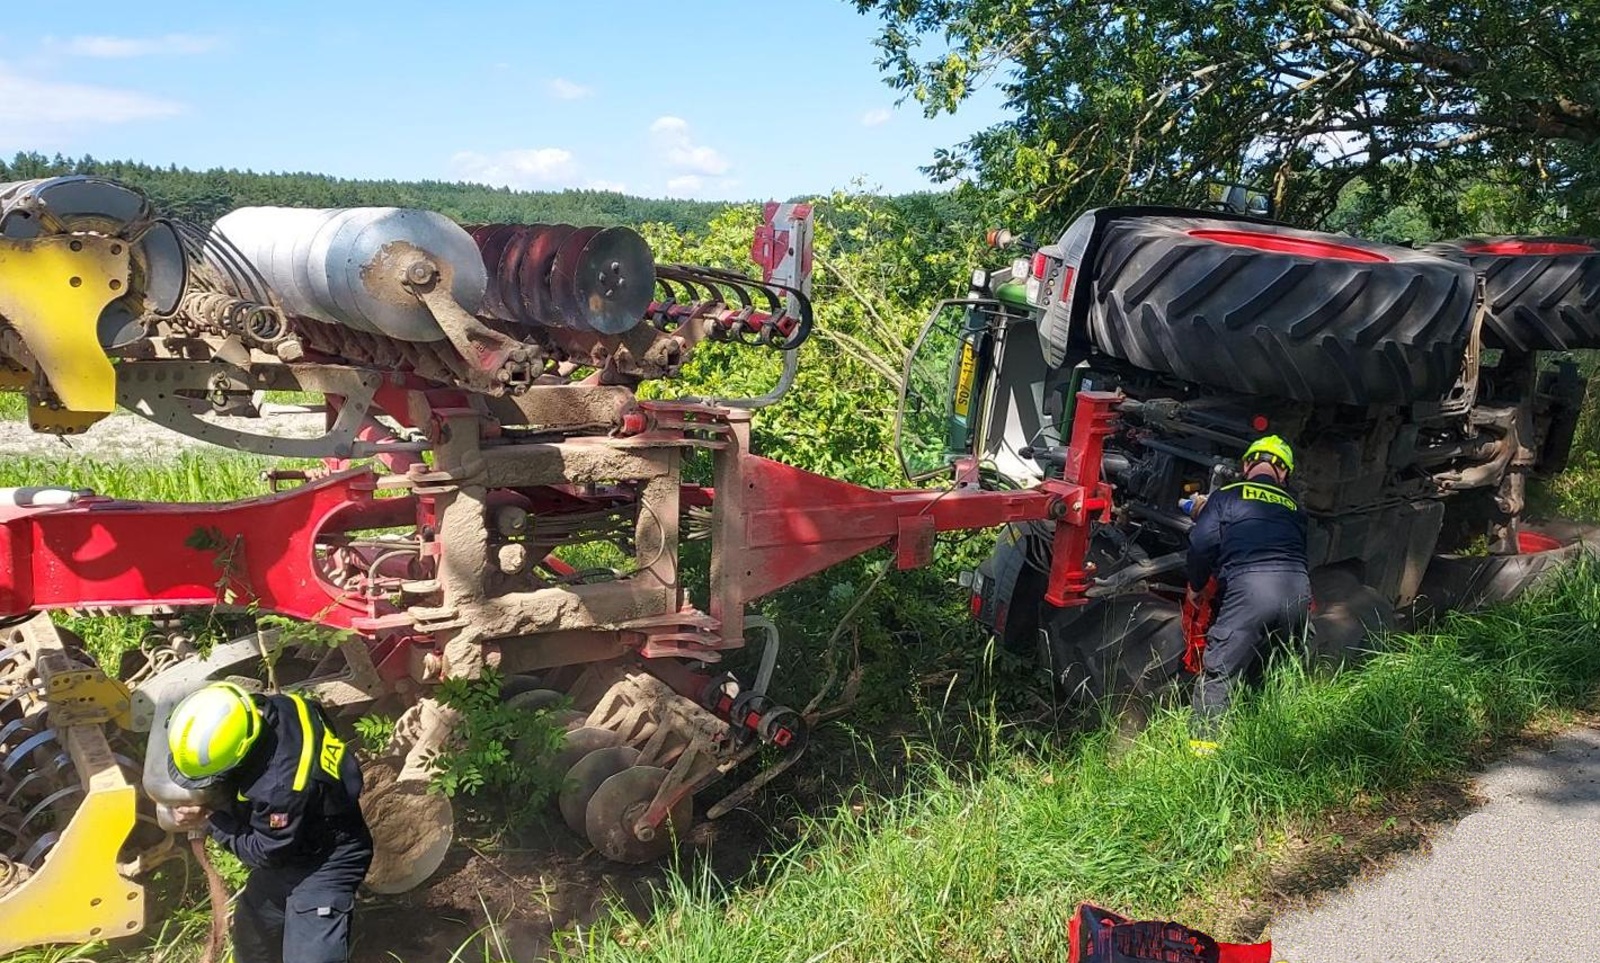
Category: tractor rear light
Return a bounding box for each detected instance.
[1251,415,1269,431]
[1031,253,1048,278]
[1025,275,1043,304]
[969,591,984,617]
[1011,257,1030,279]
[1057,266,1076,304]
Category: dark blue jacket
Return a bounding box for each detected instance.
[207,694,370,870]
[1186,479,1308,590]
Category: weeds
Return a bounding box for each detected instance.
[557,558,1600,963]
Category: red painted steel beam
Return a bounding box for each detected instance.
[729,391,1123,608]
[732,455,1060,602]
[0,468,406,627]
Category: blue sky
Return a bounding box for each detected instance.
[0,1,1007,200]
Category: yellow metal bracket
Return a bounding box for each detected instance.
[0,234,128,417]
[0,726,145,954]
[41,656,134,729]
[0,617,144,955]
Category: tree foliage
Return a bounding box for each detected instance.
[853,0,1600,231]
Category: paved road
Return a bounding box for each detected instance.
[1269,724,1600,962]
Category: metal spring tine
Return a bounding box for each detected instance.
[0,715,42,751]
[1,729,59,776]
[4,749,73,808]
[654,272,711,308]
[0,684,45,723]
[18,783,82,843]
[0,644,23,670]
[22,829,63,869]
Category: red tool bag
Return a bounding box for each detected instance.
[1180,579,1218,674]
[1068,903,1271,963]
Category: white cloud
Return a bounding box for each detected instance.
[649,116,731,176]
[664,175,742,199]
[546,78,593,101]
[54,33,221,58]
[0,64,183,128]
[861,107,892,128]
[665,175,704,196]
[449,148,579,189]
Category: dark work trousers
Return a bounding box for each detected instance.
[233,834,372,963]
[1192,568,1312,739]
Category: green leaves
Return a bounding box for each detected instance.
[851,0,1600,232]
[428,668,568,818]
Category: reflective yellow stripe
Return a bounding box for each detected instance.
[1238,483,1297,510]
[288,695,316,792]
[319,731,346,779]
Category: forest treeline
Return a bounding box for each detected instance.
[0,152,736,231]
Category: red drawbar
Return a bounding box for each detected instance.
[1188,229,1390,263]
[1465,240,1596,256]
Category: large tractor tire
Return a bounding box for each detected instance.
[1422,237,1600,351]
[1040,593,1187,709]
[1088,215,1477,405]
[1306,568,1398,669]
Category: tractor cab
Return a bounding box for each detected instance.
[895,236,1064,489]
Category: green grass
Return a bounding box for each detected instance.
[0,392,24,420]
[0,452,272,502]
[2,387,1597,963]
[548,560,1600,963]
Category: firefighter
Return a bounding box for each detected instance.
[167,682,372,963]
[1183,435,1311,754]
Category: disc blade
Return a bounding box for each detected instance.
[559,227,655,335]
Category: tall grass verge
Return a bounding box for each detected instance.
[558,558,1600,963]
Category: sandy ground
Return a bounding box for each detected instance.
[1269,724,1600,962]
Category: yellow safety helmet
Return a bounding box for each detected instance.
[1243,434,1295,474]
[167,682,262,787]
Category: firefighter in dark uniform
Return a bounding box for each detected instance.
[167,682,372,963]
[1184,435,1311,754]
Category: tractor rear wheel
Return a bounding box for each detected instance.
[1087,215,1476,405]
[1423,237,1600,351]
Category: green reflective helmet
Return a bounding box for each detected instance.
[167,682,261,787]
[1243,434,1295,474]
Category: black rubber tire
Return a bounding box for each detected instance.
[1423,237,1600,351]
[1306,568,1397,669]
[1040,593,1186,708]
[1088,215,1477,405]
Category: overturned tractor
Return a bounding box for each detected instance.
[900,205,1597,712]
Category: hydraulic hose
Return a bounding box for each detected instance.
[190,833,230,963]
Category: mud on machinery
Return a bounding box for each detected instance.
[0,176,1110,953]
[0,177,1595,953]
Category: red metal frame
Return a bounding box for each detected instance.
[0,393,1122,663]
[1043,391,1119,607]
[0,469,406,629]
